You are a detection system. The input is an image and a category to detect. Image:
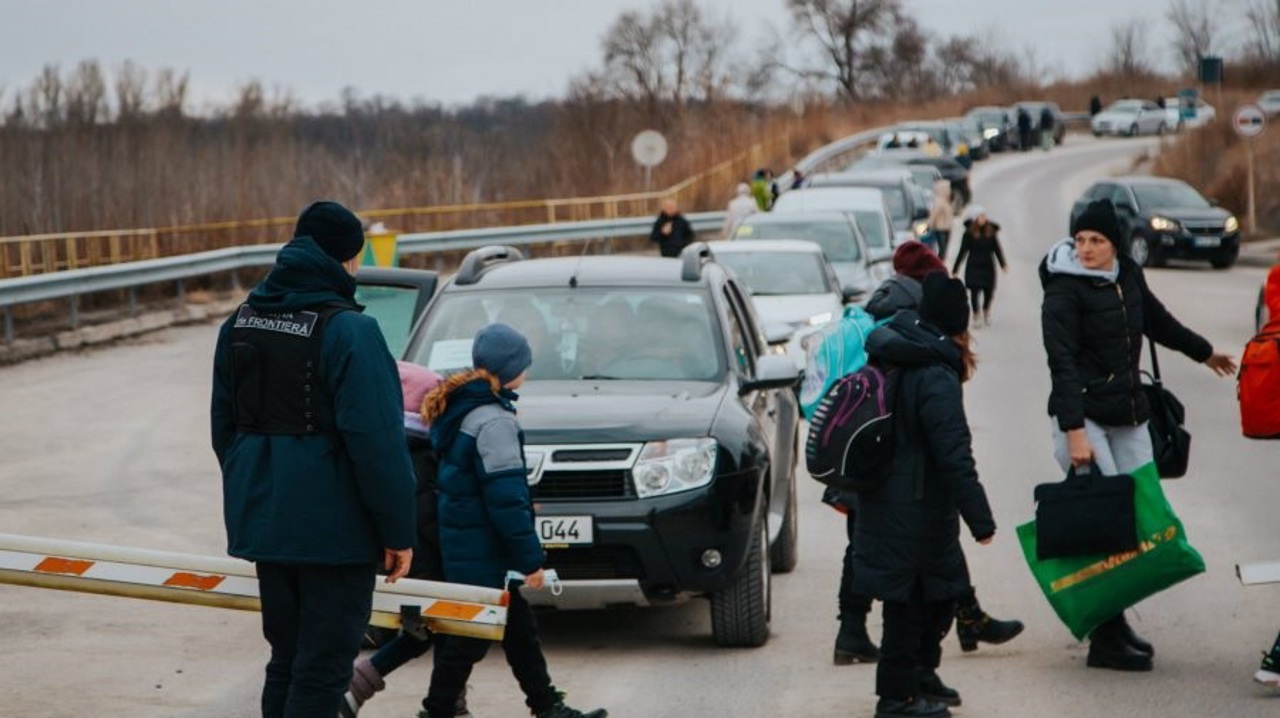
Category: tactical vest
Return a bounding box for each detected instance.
[228,303,349,435]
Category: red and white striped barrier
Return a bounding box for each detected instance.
[0,533,508,641]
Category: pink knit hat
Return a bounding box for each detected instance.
[397,361,442,413]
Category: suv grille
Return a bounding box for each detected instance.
[1184,223,1225,236]
[532,470,634,500]
[543,545,645,580]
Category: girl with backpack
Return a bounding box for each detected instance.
[853,273,996,718]
[1040,199,1235,672]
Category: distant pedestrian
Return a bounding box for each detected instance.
[856,272,997,718]
[724,183,758,238]
[790,168,806,191]
[750,169,772,210]
[951,207,1008,327]
[926,180,955,260]
[1090,95,1103,116]
[1016,108,1032,152]
[649,198,694,257]
[886,133,903,149]
[1040,199,1237,673]
[1039,106,1055,151]
[417,323,607,718]
[210,200,417,718]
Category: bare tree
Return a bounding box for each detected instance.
[1104,19,1153,80]
[1241,0,1280,64]
[115,60,148,121]
[784,0,904,102]
[65,60,108,125]
[1167,0,1217,77]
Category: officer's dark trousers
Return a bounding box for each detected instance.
[839,509,874,621]
[423,586,556,717]
[877,588,956,700]
[256,562,375,718]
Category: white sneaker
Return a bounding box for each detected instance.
[1255,667,1280,688]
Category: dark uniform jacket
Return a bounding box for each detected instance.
[210,237,416,565]
[1039,238,1212,432]
[851,311,995,604]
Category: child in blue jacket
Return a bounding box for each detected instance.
[417,323,606,718]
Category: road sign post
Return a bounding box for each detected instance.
[1233,103,1267,235]
[630,130,668,192]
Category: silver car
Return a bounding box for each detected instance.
[1092,99,1169,136]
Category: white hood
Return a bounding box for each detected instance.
[1043,237,1119,282]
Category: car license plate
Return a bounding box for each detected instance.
[537,516,593,546]
[1194,235,1221,248]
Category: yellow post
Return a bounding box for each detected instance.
[363,223,400,267]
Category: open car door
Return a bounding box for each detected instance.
[355,267,439,359]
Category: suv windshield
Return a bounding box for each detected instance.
[1133,183,1211,209]
[735,219,862,261]
[715,251,829,296]
[411,288,725,382]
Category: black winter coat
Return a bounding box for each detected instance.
[952,221,1006,290]
[1040,242,1213,431]
[851,312,996,604]
[649,212,695,258]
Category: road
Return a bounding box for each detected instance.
[1,136,1276,718]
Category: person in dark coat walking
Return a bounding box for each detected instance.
[1040,199,1237,672]
[649,198,695,257]
[417,324,606,718]
[1016,107,1033,152]
[210,200,417,718]
[833,242,1020,669]
[1089,95,1103,116]
[951,208,1007,327]
[856,273,996,718]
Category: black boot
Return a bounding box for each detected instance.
[954,590,1024,652]
[917,670,961,707]
[1087,616,1153,672]
[834,619,879,664]
[1113,613,1153,656]
[874,697,950,718]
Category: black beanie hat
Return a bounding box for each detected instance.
[295,200,365,263]
[920,273,970,336]
[1073,199,1121,245]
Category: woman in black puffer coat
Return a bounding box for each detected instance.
[951,209,1007,327]
[1040,199,1236,673]
[854,274,996,718]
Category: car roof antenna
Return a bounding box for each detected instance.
[569,236,595,288]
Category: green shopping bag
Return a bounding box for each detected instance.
[1017,461,1205,640]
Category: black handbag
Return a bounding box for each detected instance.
[1034,463,1138,560]
[1143,338,1191,478]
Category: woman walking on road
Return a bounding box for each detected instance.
[926,179,955,260]
[951,208,1007,327]
[1039,199,1236,672]
[855,273,997,718]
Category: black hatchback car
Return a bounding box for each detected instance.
[359,244,802,647]
[1069,177,1241,268]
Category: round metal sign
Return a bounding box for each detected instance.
[630,130,668,168]
[1233,103,1267,139]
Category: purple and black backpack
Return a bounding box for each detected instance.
[805,362,900,494]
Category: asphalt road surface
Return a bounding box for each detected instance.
[1,136,1276,718]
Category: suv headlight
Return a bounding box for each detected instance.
[1150,216,1179,232]
[913,220,929,237]
[1225,216,1240,234]
[632,438,717,498]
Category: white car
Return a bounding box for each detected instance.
[1163,97,1216,130]
[708,239,846,371]
[771,186,897,274]
[1092,99,1169,136]
[1258,90,1280,117]
[730,210,880,303]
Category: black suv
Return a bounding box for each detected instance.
[357,244,801,647]
[1070,177,1241,269]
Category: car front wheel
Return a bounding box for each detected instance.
[1129,124,1140,137]
[1210,252,1237,269]
[710,517,771,647]
[1129,233,1151,267]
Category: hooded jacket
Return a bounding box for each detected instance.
[210,237,416,565]
[430,379,544,588]
[952,220,1007,289]
[866,275,923,321]
[851,311,995,604]
[1040,237,1212,431]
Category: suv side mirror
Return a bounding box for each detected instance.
[763,323,793,346]
[741,354,800,394]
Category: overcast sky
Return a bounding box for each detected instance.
[0,0,1248,109]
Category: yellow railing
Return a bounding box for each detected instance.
[0,135,790,279]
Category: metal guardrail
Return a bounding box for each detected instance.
[0,212,727,342]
